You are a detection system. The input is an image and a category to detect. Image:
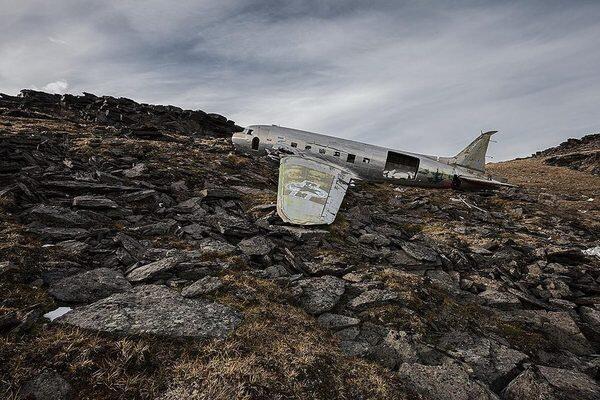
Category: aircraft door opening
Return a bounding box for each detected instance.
[252,136,260,150]
[384,151,420,179]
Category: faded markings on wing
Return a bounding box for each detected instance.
[277,156,354,225]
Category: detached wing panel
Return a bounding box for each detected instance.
[277,156,354,225]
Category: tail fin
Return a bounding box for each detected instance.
[451,130,497,172]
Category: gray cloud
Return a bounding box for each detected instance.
[1,0,599,159]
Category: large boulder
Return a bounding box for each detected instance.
[48,268,131,303]
[503,365,600,400]
[292,276,345,315]
[57,285,243,339]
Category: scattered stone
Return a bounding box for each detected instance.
[27,204,95,227]
[0,311,20,331]
[478,289,522,310]
[359,233,391,247]
[26,227,91,241]
[173,197,205,213]
[317,313,360,330]
[49,268,132,303]
[182,276,223,297]
[349,289,398,310]
[72,195,118,209]
[238,235,276,256]
[293,276,345,315]
[126,257,181,283]
[122,163,147,178]
[0,260,17,275]
[197,238,237,257]
[58,285,243,339]
[438,331,528,391]
[398,363,499,400]
[503,365,600,400]
[130,219,178,236]
[400,241,439,263]
[20,370,72,400]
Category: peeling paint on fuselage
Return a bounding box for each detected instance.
[232,125,488,189]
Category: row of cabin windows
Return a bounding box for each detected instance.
[289,142,370,164]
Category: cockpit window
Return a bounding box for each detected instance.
[243,128,254,135]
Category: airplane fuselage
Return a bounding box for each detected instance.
[232,125,490,189]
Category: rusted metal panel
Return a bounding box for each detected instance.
[277,156,354,225]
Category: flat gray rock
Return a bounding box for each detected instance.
[49,268,131,303]
[57,285,243,339]
[182,276,223,297]
[317,313,360,330]
[349,289,398,310]
[126,257,181,282]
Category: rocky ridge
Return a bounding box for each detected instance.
[1,90,599,399]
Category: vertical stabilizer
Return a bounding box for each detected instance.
[451,131,497,172]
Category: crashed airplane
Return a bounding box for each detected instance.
[232,125,512,225]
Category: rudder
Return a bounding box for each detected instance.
[451,130,497,172]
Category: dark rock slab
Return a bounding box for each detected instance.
[49,268,132,303]
[27,204,95,227]
[57,285,243,339]
[72,195,118,209]
[26,226,91,241]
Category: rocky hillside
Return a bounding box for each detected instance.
[533,133,600,175]
[1,90,599,400]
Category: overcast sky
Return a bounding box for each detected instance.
[1,1,599,160]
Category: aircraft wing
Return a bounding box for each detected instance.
[458,174,515,189]
[277,155,355,225]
